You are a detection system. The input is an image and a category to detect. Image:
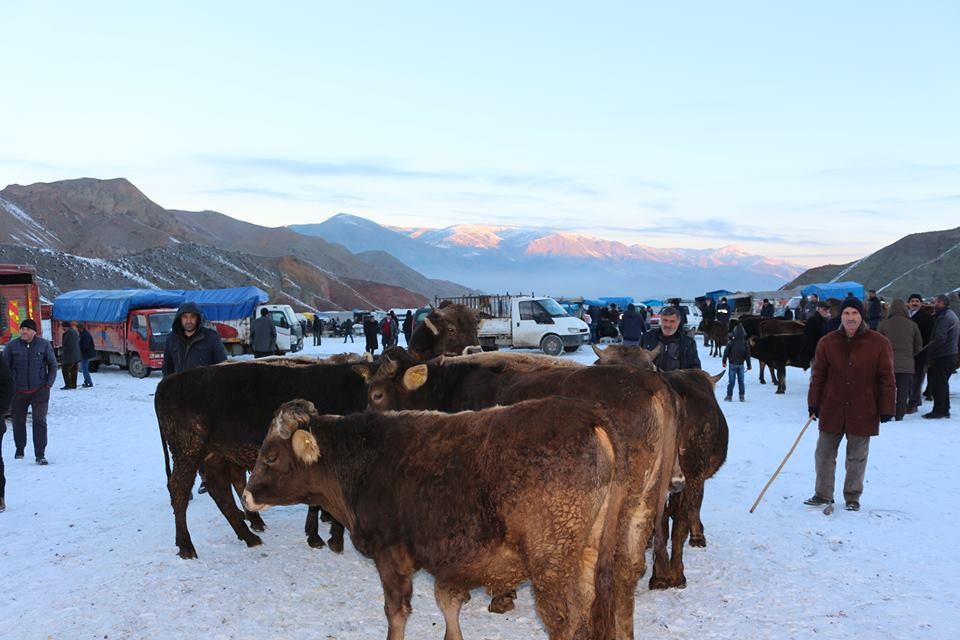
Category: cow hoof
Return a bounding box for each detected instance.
[689,535,707,548]
[243,534,263,548]
[648,576,671,590]
[177,546,198,560]
[248,515,266,533]
[327,537,344,554]
[488,592,517,614]
[775,390,785,395]
[759,380,766,385]
[306,534,326,549]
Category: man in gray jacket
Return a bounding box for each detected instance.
[251,308,277,358]
[1,319,58,465]
[924,295,960,419]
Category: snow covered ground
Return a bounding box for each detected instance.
[2,338,957,640]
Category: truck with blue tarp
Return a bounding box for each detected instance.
[52,289,186,378]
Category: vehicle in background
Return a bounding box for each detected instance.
[0,264,44,344]
[258,303,303,354]
[51,289,184,378]
[438,293,590,356]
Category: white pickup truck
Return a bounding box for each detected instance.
[442,294,590,356]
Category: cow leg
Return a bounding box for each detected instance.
[327,516,345,553]
[648,500,673,589]
[775,365,786,394]
[168,451,204,559]
[375,547,415,640]
[686,479,708,547]
[202,455,263,548]
[666,492,689,589]
[304,505,325,549]
[434,582,470,640]
[229,463,265,533]
[758,362,767,384]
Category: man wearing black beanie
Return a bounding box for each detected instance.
[1,318,58,465]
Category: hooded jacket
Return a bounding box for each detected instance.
[161,302,228,376]
[877,300,922,374]
[808,321,895,437]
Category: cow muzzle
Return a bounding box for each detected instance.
[241,490,272,513]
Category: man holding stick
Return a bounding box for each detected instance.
[804,297,895,512]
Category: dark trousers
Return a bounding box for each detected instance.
[61,363,78,389]
[12,387,50,459]
[928,356,955,416]
[908,354,927,408]
[313,333,321,346]
[343,332,354,343]
[894,372,913,419]
[253,351,272,359]
[1,421,6,498]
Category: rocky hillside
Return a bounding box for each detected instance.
[783,226,960,300]
[0,178,472,309]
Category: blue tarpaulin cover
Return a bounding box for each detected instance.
[175,287,269,321]
[52,290,186,323]
[800,281,865,301]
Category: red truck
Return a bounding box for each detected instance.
[51,289,186,378]
[0,264,44,344]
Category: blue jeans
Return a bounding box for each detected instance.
[81,358,93,386]
[726,363,746,398]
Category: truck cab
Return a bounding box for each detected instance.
[477,296,590,356]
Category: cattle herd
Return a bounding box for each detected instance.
[154,305,732,640]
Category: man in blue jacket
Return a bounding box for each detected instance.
[162,302,227,377]
[1,318,58,465]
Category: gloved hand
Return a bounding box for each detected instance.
[809,406,820,419]
[721,360,727,368]
[880,415,893,423]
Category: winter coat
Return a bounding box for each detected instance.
[759,302,775,318]
[928,307,960,360]
[2,335,58,392]
[61,327,82,365]
[877,300,922,374]
[701,302,716,323]
[866,296,883,330]
[402,313,413,341]
[312,315,323,334]
[641,329,701,372]
[618,308,646,341]
[0,357,13,416]
[162,302,228,376]
[79,329,96,360]
[909,308,934,345]
[251,314,277,353]
[722,325,751,366]
[808,322,895,437]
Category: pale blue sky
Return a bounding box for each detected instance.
[2,1,957,266]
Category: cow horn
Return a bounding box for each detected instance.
[710,370,726,385]
[273,399,318,439]
[381,356,398,376]
[647,343,662,362]
[591,344,603,358]
[462,345,483,355]
[424,317,440,336]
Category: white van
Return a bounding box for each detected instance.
[257,304,303,354]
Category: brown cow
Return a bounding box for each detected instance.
[357,353,680,637]
[243,398,624,640]
[407,303,480,359]
[593,345,728,588]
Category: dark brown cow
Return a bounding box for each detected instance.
[243,398,625,640]
[749,333,806,394]
[407,303,480,359]
[594,345,728,589]
[155,358,374,558]
[707,322,728,358]
[357,352,680,637]
[738,315,805,385]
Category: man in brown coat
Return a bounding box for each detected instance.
[878,299,923,421]
[805,297,895,511]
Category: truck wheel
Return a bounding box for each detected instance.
[540,334,564,357]
[128,354,150,378]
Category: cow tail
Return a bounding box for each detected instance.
[159,422,172,481]
[589,425,621,639]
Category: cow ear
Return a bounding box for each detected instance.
[292,429,321,464]
[352,365,372,382]
[403,364,429,390]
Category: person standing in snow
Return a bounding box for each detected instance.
[0,356,14,512]
[877,299,922,421]
[866,289,883,330]
[78,323,96,387]
[251,308,277,358]
[402,310,413,345]
[722,321,751,401]
[312,315,323,346]
[641,306,701,371]
[363,315,379,355]
[923,294,960,419]
[59,321,81,390]
[2,318,57,465]
[805,297,895,512]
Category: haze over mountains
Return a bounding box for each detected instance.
[292,214,806,298]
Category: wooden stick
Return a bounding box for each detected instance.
[749,416,815,513]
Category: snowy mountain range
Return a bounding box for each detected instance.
[291,214,806,298]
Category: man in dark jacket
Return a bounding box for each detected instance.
[363,315,379,355]
[1,318,58,465]
[805,297,895,511]
[641,306,701,371]
[60,321,81,389]
[722,321,751,401]
[759,298,775,318]
[905,293,934,414]
[0,356,14,511]
[866,289,883,330]
[716,297,731,328]
[312,315,323,346]
[923,294,960,419]
[618,303,646,346]
[78,323,96,387]
[402,310,413,345]
[251,308,277,358]
[162,302,227,376]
